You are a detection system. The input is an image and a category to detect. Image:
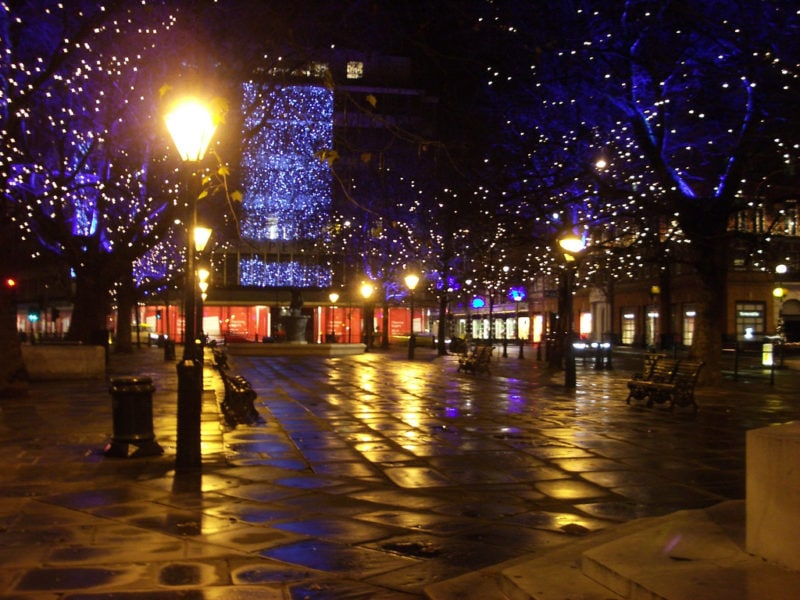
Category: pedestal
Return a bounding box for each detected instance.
[746,422,800,571]
[282,315,309,344]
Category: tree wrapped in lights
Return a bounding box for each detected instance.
[479,0,800,380]
[1,1,182,347]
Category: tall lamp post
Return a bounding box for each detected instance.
[405,273,419,360]
[509,286,526,359]
[328,292,339,342]
[165,97,217,473]
[360,282,374,350]
[558,233,586,389]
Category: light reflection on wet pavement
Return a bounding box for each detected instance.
[0,346,798,598]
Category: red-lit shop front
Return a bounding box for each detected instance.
[132,302,427,346]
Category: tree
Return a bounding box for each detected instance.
[1,1,183,348]
[481,1,800,381]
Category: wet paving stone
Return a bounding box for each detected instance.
[272,517,397,544]
[356,509,475,535]
[574,500,657,522]
[382,466,452,488]
[288,578,421,599]
[580,469,668,488]
[208,502,297,524]
[505,509,614,534]
[230,559,320,585]
[13,567,136,591]
[158,563,202,586]
[204,526,301,551]
[534,478,611,500]
[262,539,419,577]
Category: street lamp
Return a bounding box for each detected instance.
[558,232,586,389]
[405,273,420,360]
[328,291,339,342]
[509,286,526,359]
[360,282,374,350]
[165,96,217,473]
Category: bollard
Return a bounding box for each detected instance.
[104,376,163,458]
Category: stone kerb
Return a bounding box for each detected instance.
[22,344,106,380]
[746,422,800,572]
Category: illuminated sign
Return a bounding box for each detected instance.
[508,287,526,302]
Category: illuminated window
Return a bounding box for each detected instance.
[621,310,635,345]
[682,306,696,347]
[346,61,364,79]
[736,302,765,341]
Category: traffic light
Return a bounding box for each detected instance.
[156,309,162,319]
[27,307,40,323]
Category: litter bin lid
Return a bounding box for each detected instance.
[110,376,155,392]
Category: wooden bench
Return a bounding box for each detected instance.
[645,359,704,412]
[626,356,677,405]
[457,345,494,375]
[626,356,704,412]
[212,348,263,426]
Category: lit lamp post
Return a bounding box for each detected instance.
[165,97,217,473]
[773,263,788,370]
[195,226,212,344]
[360,282,374,350]
[405,273,419,360]
[509,286,526,359]
[558,233,586,389]
[328,291,339,342]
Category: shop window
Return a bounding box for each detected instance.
[621,311,635,345]
[736,302,765,341]
[682,306,696,347]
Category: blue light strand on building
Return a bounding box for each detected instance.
[239,257,331,288]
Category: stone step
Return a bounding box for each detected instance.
[579,503,800,600]
[427,502,800,600]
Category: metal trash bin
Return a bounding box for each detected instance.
[163,339,176,361]
[104,376,163,458]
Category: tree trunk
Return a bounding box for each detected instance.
[381,298,390,349]
[0,284,26,396]
[686,219,729,386]
[437,295,448,355]
[67,270,112,345]
[115,268,136,354]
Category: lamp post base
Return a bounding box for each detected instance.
[565,342,576,389]
[175,359,203,472]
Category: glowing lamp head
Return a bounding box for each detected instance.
[360,282,374,300]
[404,273,419,291]
[165,98,217,162]
[558,234,586,256]
[193,226,212,252]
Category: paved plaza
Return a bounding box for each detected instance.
[0,344,798,598]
